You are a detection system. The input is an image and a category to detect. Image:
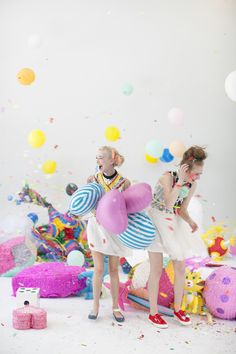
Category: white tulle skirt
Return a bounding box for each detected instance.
[147,208,205,261]
[87,216,132,257]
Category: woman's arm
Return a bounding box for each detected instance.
[178,182,198,232]
[161,164,189,209]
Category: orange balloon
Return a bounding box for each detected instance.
[169,141,186,158]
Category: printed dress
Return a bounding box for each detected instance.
[147,171,196,261]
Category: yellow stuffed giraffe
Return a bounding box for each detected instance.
[181,268,205,315]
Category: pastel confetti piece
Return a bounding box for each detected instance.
[165,218,173,221]
[160,292,168,298]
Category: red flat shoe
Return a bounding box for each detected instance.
[148,313,168,329]
[174,310,191,326]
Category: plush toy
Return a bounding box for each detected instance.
[181,268,205,315]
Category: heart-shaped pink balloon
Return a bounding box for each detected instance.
[122,183,152,213]
[96,190,128,234]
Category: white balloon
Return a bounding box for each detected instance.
[28,34,42,49]
[67,250,85,266]
[225,71,236,102]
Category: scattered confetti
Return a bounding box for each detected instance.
[137,334,144,340]
[165,218,173,221]
[211,216,216,223]
[49,117,55,123]
[1,323,4,326]
[168,225,174,231]
[54,145,59,149]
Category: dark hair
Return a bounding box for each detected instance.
[180,145,207,169]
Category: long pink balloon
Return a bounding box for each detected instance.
[96,190,128,234]
[122,183,152,213]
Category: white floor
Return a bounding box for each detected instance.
[0,277,236,354]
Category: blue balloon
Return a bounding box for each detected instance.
[160,148,174,163]
[27,212,39,224]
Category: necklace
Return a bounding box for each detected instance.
[103,170,117,180]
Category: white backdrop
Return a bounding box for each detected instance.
[0,0,236,227]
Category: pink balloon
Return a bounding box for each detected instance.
[122,183,152,213]
[96,190,128,234]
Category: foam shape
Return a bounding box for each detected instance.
[203,266,236,320]
[12,262,86,298]
[16,287,40,308]
[122,183,152,213]
[0,237,35,276]
[69,183,104,216]
[13,305,47,330]
[119,212,156,249]
[96,190,128,234]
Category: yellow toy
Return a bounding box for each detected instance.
[181,269,205,315]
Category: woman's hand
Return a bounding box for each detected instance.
[188,219,198,233]
[178,164,189,184]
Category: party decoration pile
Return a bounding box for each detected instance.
[0,236,35,277]
[17,184,93,266]
[104,258,174,316]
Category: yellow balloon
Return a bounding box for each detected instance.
[145,154,159,163]
[104,126,120,141]
[17,68,35,85]
[42,160,57,174]
[169,141,186,158]
[28,130,46,148]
